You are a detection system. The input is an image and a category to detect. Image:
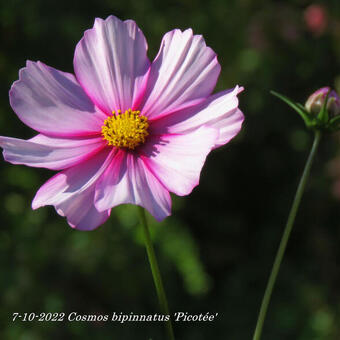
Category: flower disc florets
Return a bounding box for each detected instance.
[102,109,149,149]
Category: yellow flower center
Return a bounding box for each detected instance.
[101,109,149,149]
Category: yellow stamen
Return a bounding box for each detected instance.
[101,109,149,149]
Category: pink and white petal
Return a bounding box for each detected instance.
[209,108,244,148]
[139,127,218,196]
[55,187,111,231]
[150,86,244,148]
[32,148,115,209]
[29,134,102,146]
[0,135,105,170]
[10,61,107,137]
[95,152,171,221]
[139,29,221,119]
[74,15,150,114]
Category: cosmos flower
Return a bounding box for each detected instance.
[0,15,244,230]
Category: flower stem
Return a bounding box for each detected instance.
[138,206,175,340]
[253,130,322,340]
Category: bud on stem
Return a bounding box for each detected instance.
[305,87,340,118]
[271,87,340,132]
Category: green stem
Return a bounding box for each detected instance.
[253,130,322,340]
[138,206,175,340]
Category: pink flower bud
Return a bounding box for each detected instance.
[305,87,340,117]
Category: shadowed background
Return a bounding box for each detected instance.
[0,0,340,339]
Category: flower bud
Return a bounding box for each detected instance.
[305,87,340,117]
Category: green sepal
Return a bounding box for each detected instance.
[329,115,340,131]
[270,91,312,128]
[296,102,308,112]
[317,90,330,124]
[329,115,340,125]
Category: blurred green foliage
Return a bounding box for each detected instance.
[0,0,340,339]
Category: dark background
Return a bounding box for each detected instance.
[1,0,340,339]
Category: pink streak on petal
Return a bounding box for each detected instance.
[32,148,115,210]
[139,127,218,196]
[74,15,151,114]
[0,135,105,170]
[150,86,244,148]
[139,29,221,119]
[9,61,107,137]
[55,187,111,231]
[94,151,171,221]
